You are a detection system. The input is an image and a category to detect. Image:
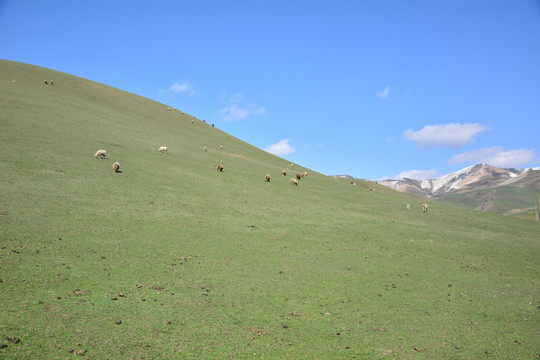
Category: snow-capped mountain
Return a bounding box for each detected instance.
[378,164,540,198]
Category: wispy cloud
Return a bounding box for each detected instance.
[404,123,488,149]
[170,81,195,95]
[218,93,267,122]
[265,138,295,156]
[219,104,249,122]
[377,85,392,99]
[393,169,439,180]
[448,147,537,168]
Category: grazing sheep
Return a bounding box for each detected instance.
[220,145,224,150]
[50,80,54,85]
[217,164,224,172]
[351,182,357,185]
[296,173,302,180]
[191,120,194,124]
[265,173,271,182]
[167,107,172,111]
[113,162,120,172]
[158,146,168,153]
[203,146,207,152]
[302,172,308,178]
[407,203,411,210]
[369,187,376,192]
[281,170,287,176]
[43,80,48,85]
[94,149,107,159]
[290,164,294,168]
[422,203,429,212]
[290,178,298,186]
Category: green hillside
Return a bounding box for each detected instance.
[1,60,539,359]
[438,186,539,218]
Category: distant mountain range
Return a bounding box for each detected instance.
[377,164,540,217]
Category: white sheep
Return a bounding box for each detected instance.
[203,146,207,152]
[94,149,107,159]
[290,178,298,186]
[113,162,120,172]
[422,203,429,212]
[159,146,168,153]
[407,203,411,210]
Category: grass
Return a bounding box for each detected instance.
[1,59,539,359]
[438,186,539,217]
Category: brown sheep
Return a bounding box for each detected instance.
[217,164,224,172]
[290,178,298,186]
[422,203,429,212]
[296,173,302,180]
[113,162,120,173]
[265,174,271,182]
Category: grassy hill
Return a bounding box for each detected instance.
[1,59,539,359]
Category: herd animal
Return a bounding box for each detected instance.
[94,149,107,159]
[93,147,433,216]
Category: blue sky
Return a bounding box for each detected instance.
[2,0,539,180]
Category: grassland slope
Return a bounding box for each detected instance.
[1,60,539,359]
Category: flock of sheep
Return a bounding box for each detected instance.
[93,145,311,190]
[94,142,429,211]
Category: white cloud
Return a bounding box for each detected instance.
[377,85,392,99]
[265,138,295,156]
[170,81,195,95]
[448,147,537,168]
[219,104,249,122]
[393,169,439,180]
[251,107,268,116]
[218,93,267,122]
[403,123,488,149]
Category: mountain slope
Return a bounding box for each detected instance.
[1,60,539,359]
[379,164,540,217]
